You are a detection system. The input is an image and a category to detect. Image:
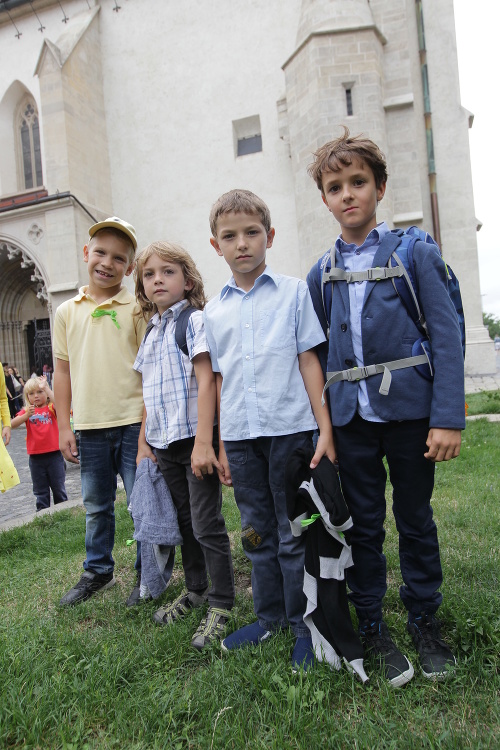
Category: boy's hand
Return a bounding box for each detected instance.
[59,427,80,464]
[27,405,35,419]
[2,426,10,446]
[424,428,461,462]
[310,431,337,469]
[136,440,156,466]
[191,440,222,480]
[216,442,232,486]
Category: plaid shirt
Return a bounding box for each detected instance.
[134,300,208,449]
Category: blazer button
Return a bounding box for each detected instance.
[345,358,354,367]
[341,323,347,332]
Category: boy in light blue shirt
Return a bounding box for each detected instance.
[203,189,335,671]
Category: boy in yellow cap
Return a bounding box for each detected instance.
[54,217,150,606]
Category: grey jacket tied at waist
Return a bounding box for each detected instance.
[131,457,183,599]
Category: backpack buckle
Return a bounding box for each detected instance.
[366,268,382,281]
[346,366,368,382]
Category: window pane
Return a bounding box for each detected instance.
[32,117,43,187]
[346,89,353,116]
[237,134,262,156]
[21,120,33,189]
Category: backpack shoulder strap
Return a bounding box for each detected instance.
[389,234,428,336]
[143,318,155,343]
[175,305,197,357]
[319,249,333,333]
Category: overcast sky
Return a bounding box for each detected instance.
[453,0,500,319]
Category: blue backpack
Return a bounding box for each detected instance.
[320,227,465,394]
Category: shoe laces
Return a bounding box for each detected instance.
[361,621,398,654]
[411,614,446,652]
[74,573,94,589]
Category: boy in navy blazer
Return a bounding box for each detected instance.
[306,128,465,687]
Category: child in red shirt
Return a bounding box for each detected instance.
[12,376,68,511]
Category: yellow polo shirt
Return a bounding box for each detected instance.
[53,286,147,430]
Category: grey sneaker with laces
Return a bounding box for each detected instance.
[191,607,231,651]
[407,613,456,679]
[153,589,208,626]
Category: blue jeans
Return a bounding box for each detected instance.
[79,423,141,576]
[224,431,313,637]
[29,450,68,511]
[333,415,441,622]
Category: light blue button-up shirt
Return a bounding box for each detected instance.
[203,267,326,440]
[336,222,390,422]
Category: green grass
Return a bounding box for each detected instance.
[1,420,499,749]
[465,389,500,415]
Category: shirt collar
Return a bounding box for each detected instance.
[219,266,278,299]
[336,221,390,254]
[153,299,190,325]
[75,285,132,306]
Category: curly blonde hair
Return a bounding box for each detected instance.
[134,241,207,320]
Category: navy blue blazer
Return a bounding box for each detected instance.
[307,237,466,429]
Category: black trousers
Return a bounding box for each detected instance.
[333,415,442,623]
[155,431,235,610]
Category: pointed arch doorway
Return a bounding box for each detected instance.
[0,239,51,378]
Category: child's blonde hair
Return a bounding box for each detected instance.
[23,377,49,408]
[134,241,207,320]
[209,189,272,236]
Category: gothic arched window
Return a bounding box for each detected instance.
[17,98,43,190]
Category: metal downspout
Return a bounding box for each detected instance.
[415,0,441,248]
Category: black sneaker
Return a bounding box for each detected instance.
[360,620,414,687]
[407,613,456,680]
[59,571,115,606]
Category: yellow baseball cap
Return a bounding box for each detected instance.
[88,216,137,250]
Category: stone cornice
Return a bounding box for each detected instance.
[282,24,387,70]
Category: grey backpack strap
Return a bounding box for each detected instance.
[320,247,335,338]
[390,253,428,336]
[321,353,430,404]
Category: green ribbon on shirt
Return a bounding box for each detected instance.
[91,309,120,329]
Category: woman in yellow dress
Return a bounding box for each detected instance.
[0,364,20,493]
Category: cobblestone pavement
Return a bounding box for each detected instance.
[1,355,499,531]
[0,427,83,531]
